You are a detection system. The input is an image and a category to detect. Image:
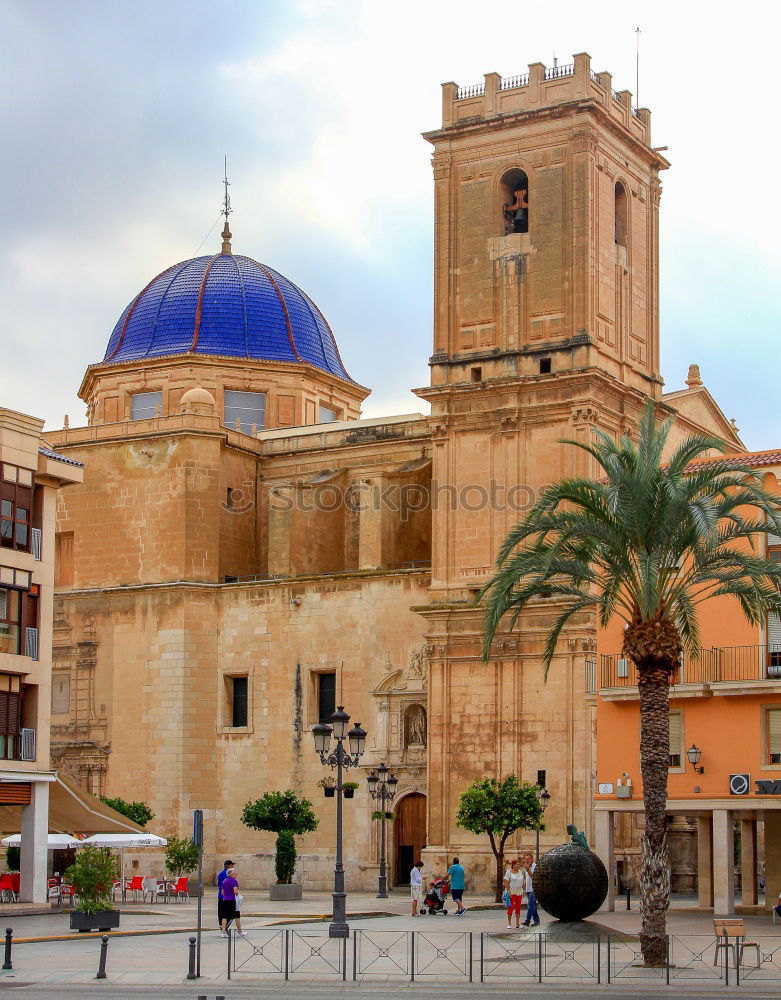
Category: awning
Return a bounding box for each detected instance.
[2,833,82,849]
[0,772,145,835]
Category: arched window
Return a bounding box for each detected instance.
[500,169,529,235]
[614,182,628,247]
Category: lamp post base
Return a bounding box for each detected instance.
[329,890,349,939]
[376,872,388,899]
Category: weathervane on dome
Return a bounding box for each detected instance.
[221,154,233,255]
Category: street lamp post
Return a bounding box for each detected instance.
[367,763,398,899]
[312,706,367,938]
[535,786,551,862]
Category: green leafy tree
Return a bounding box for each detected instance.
[455,776,542,901]
[164,836,199,877]
[482,401,781,964]
[99,796,154,828]
[65,845,118,914]
[241,790,319,885]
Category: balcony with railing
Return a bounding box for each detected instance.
[598,646,781,698]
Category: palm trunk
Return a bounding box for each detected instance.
[637,666,671,967]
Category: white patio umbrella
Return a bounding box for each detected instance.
[82,833,168,897]
[1,833,82,849]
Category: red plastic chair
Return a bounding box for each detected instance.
[0,874,17,902]
[172,877,189,902]
[126,875,145,901]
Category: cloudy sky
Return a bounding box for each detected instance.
[2,0,780,446]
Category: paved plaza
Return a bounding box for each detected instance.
[0,888,778,992]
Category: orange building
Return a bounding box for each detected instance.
[594,452,781,915]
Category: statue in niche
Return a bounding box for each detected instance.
[503,183,529,234]
[405,705,427,747]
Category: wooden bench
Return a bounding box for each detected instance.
[712,918,760,968]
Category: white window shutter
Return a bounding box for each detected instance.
[768,613,781,646]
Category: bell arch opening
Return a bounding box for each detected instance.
[501,169,529,235]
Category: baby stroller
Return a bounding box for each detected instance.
[420,876,450,915]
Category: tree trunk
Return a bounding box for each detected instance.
[637,666,671,967]
[494,850,505,903]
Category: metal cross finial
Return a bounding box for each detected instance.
[221,155,233,254]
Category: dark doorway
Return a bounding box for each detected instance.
[394,793,426,884]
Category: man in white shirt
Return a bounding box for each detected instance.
[521,852,540,926]
[410,861,424,916]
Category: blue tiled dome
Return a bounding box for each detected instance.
[102,253,353,381]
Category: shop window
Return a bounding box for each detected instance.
[317,671,336,724]
[668,710,683,770]
[766,708,781,765]
[501,168,529,235]
[131,391,162,420]
[224,390,265,434]
[615,182,628,247]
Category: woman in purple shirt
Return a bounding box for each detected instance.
[219,867,246,937]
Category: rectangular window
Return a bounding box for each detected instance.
[131,391,162,420]
[0,588,21,655]
[231,677,248,728]
[0,690,22,760]
[318,404,339,423]
[767,708,781,765]
[0,480,32,552]
[669,710,683,769]
[318,672,336,724]
[224,390,265,434]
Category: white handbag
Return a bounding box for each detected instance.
[235,892,244,910]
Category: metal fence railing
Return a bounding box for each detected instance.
[225,928,781,985]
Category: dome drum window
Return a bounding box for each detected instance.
[224,390,266,434]
[131,391,162,420]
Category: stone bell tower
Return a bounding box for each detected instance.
[415,53,669,885]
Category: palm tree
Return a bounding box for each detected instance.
[481,402,781,965]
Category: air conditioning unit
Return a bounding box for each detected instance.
[20,728,35,762]
[24,627,38,661]
[616,658,629,678]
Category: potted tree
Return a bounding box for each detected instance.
[66,846,120,932]
[342,781,358,799]
[241,790,319,900]
[164,836,201,897]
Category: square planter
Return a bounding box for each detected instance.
[70,910,120,933]
[343,788,355,799]
[324,787,335,798]
[269,883,302,901]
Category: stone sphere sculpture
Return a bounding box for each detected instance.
[534,844,608,922]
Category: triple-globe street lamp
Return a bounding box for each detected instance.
[312,707,367,939]
[367,763,398,899]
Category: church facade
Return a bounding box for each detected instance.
[44,53,744,890]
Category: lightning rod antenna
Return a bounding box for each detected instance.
[635,26,641,108]
[221,155,232,255]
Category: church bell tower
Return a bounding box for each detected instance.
[415,53,669,879]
